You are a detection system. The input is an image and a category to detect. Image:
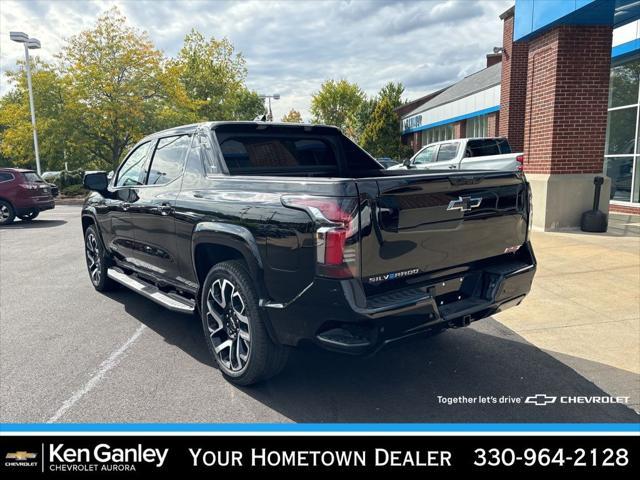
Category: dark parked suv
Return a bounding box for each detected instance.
[0,168,55,225]
[82,122,536,385]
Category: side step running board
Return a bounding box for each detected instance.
[107,268,195,314]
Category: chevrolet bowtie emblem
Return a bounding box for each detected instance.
[525,394,558,406]
[447,196,482,212]
[6,451,37,460]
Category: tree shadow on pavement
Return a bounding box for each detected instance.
[104,289,640,423]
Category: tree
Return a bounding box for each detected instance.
[172,30,264,122]
[310,79,365,132]
[0,59,70,171]
[58,7,166,169]
[378,81,405,109]
[357,82,410,159]
[281,109,303,123]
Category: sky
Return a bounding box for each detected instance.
[0,0,511,120]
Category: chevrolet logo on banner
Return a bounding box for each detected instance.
[525,394,558,406]
[6,451,37,461]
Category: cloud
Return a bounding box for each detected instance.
[0,0,511,120]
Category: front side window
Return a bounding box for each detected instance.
[116,142,151,187]
[436,143,458,162]
[413,145,437,164]
[146,135,191,185]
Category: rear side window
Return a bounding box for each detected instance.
[146,135,191,185]
[220,136,337,173]
[467,139,500,157]
[0,173,14,183]
[116,142,151,187]
[23,172,45,183]
[436,143,459,162]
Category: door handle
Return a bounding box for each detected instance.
[159,203,173,216]
[448,165,457,169]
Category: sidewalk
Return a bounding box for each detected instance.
[494,214,640,410]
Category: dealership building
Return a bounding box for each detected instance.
[400,0,640,229]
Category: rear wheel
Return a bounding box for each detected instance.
[19,210,39,221]
[201,260,289,386]
[0,201,15,226]
[84,225,116,292]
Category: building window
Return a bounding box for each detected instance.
[421,124,453,145]
[467,115,488,138]
[605,57,640,204]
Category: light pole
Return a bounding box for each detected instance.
[259,93,280,121]
[10,31,42,175]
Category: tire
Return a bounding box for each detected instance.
[201,260,289,386]
[0,200,15,226]
[19,210,39,221]
[84,225,116,292]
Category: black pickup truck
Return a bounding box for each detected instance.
[82,122,536,385]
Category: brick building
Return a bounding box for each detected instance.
[400,0,640,229]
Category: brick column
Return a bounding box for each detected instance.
[523,24,613,230]
[499,8,528,152]
[487,112,499,137]
[453,121,466,139]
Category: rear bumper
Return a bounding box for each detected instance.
[264,242,536,354]
[15,199,55,215]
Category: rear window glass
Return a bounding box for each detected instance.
[497,138,512,154]
[23,172,45,183]
[340,136,383,170]
[467,139,500,157]
[0,173,14,182]
[220,136,337,173]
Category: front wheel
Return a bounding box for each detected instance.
[0,200,15,225]
[19,210,39,221]
[201,260,289,386]
[84,225,116,292]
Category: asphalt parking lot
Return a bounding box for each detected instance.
[1,205,637,423]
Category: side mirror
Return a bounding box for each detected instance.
[83,171,109,193]
[403,158,413,168]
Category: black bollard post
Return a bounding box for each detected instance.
[581,176,608,232]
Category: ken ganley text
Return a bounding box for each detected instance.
[190,448,452,468]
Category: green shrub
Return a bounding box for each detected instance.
[61,184,88,197]
[53,169,84,189]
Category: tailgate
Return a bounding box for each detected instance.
[359,172,528,285]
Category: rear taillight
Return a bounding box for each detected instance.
[516,154,524,172]
[18,183,39,195]
[281,195,359,279]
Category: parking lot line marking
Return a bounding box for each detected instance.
[46,324,146,423]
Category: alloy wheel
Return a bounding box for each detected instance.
[206,278,251,372]
[0,205,10,222]
[85,232,101,285]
